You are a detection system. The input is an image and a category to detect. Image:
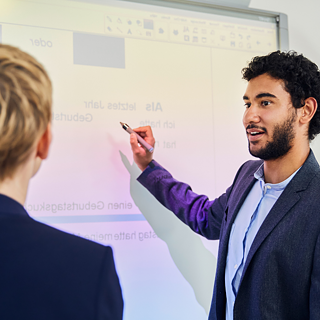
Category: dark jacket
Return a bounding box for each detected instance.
[0,194,123,320]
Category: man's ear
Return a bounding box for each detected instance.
[299,97,317,124]
[36,123,52,160]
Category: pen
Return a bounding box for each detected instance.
[120,122,154,153]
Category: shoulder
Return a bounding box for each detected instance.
[290,149,320,192]
[32,218,110,254]
[1,213,113,266]
[0,194,114,267]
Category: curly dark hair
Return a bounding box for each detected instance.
[242,50,320,140]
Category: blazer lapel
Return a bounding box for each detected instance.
[220,173,257,258]
[241,150,319,280]
[214,172,257,320]
[218,160,263,268]
[241,184,300,278]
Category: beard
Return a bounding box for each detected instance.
[248,111,297,161]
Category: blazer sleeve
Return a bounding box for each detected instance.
[96,246,123,320]
[310,233,320,319]
[137,160,233,240]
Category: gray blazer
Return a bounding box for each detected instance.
[138,150,320,320]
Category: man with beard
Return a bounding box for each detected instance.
[127,51,320,320]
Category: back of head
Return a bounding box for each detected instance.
[0,44,52,181]
[242,50,320,140]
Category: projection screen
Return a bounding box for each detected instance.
[0,0,288,319]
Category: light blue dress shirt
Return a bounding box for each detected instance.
[225,164,299,320]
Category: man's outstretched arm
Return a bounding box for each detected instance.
[130,126,228,240]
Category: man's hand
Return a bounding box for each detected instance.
[130,126,155,171]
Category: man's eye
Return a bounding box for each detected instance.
[244,103,251,108]
[262,101,271,106]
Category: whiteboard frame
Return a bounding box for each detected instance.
[118,0,289,50]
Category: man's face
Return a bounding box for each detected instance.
[242,73,297,161]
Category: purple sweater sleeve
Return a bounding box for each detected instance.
[137,160,231,240]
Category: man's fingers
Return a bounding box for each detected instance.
[133,126,152,137]
[130,133,143,155]
[129,128,154,172]
[133,126,155,146]
[130,132,138,149]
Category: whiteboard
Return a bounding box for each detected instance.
[0,1,286,319]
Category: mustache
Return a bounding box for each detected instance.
[246,124,267,133]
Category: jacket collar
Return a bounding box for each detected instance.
[0,194,28,217]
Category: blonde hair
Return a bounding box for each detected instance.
[0,44,52,180]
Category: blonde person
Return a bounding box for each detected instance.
[0,44,123,320]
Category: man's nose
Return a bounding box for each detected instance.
[243,104,260,125]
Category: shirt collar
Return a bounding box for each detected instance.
[254,163,264,181]
[253,163,301,191]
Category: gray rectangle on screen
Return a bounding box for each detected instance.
[143,19,154,30]
[73,33,125,68]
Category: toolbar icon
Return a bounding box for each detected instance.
[144,19,154,30]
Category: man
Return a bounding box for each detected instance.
[129,51,320,319]
[0,44,123,319]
